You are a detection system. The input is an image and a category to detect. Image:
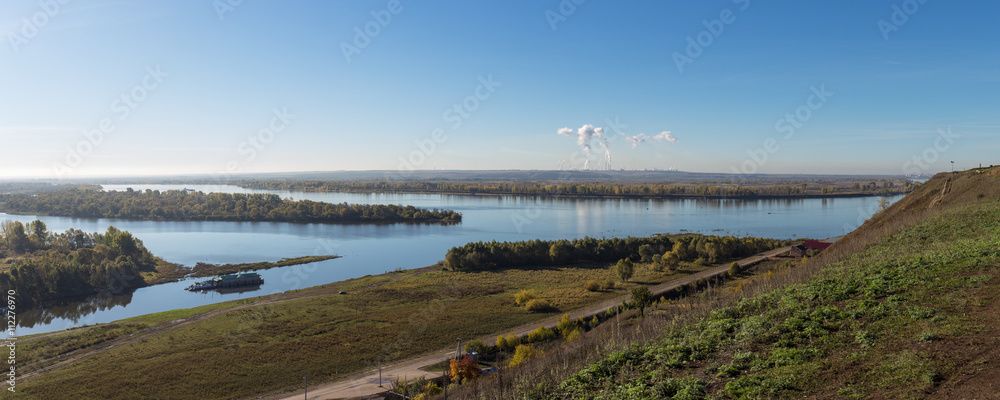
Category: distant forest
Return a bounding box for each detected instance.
[234,179,916,198]
[0,220,158,305]
[0,187,462,223]
[444,234,784,271]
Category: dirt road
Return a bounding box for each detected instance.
[269,245,799,400]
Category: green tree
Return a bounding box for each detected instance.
[548,241,572,264]
[615,258,634,283]
[728,261,742,277]
[2,221,29,254]
[662,251,680,272]
[638,244,654,263]
[630,286,653,317]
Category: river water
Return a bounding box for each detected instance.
[4,184,902,335]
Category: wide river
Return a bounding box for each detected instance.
[5,184,902,335]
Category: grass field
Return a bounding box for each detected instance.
[15,254,727,399]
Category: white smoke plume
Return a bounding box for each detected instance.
[558,124,610,169]
[622,131,677,148]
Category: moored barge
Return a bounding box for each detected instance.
[185,272,264,291]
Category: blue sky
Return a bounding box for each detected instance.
[1,0,997,179]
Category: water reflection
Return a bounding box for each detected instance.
[18,290,134,330]
[4,185,905,335]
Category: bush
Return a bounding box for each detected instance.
[526,326,557,342]
[583,280,601,291]
[508,344,541,367]
[557,313,574,336]
[603,279,615,290]
[514,289,537,306]
[505,333,520,348]
[497,333,520,350]
[524,299,552,312]
[728,261,741,277]
[424,382,442,396]
[565,328,583,341]
[465,339,488,355]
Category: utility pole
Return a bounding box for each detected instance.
[378,355,383,388]
[303,374,307,400]
[456,337,462,360]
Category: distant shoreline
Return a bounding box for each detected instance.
[239,188,911,201]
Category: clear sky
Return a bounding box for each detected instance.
[1,0,997,179]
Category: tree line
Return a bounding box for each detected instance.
[0,187,462,223]
[443,234,784,271]
[0,220,157,306]
[232,179,915,199]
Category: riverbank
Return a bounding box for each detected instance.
[189,255,340,278]
[16,249,775,399]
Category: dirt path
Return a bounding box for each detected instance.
[267,245,800,400]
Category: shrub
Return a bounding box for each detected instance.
[557,313,574,335]
[728,261,741,277]
[603,279,615,290]
[524,299,552,312]
[465,339,488,355]
[424,382,443,396]
[508,344,541,367]
[565,328,583,341]
[583,280,601,291]
[514,289,537,306]
[504,333,520,348]
[526,326,557,342]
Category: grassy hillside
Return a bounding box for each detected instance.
[459,168,1000,399]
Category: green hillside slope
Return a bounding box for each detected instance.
[487,168,1000,399]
